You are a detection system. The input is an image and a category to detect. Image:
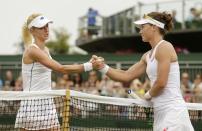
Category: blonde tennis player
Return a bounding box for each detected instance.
[92,12,194,131]
[15,13,95,131]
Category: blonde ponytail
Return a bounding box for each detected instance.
[22,13,42,48]
[22,22,32,48]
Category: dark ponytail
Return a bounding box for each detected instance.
[162,12,173,31]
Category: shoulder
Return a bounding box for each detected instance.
[156,41,176,60]
[26,44,40,55]
[158,41,174,51]
[156,41,175,55]
[23,44,40,63]
[26,45,46,61]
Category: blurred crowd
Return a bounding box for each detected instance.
[185,7,202,29]
[1,69,202,103]
[172,7,202,30]
[77,6,202,45]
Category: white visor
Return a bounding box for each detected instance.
[133,15,165,29]
[28,15,53,29]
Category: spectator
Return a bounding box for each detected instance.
[192,74,202,95]
[86,71,100,87]
[4,70,15,87]
[181,72,193,94]
[87,7,100,39]
[72,73,83,91]
[99,75,114,96]
[172,10,177,24]
[2,81,12,91]
[112,82,126,98]
[186,7,202,29]
[84,71,100,94]
[62,74,74,89]
[56,78,67,89]
[186,8,198,22]
[13,76,23,91]
[171,10,181,29]
[181,72,193,102]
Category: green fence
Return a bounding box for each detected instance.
[0,53,202,81]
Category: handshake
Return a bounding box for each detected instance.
[83,55,109,75]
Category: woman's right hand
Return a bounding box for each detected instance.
[90,55,105,70]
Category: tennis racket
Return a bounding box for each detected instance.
[128,89,141,99]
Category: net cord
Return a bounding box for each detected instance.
[0,90,201,110]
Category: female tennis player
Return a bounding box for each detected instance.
[15,13,94,131]
[92,12,194,131]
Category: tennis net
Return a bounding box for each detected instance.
[0,90,201,131]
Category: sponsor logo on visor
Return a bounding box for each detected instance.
[143,14,165,29]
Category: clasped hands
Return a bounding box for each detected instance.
[83,55,108,73]
[90,55,105,70]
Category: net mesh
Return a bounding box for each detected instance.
[0,97,68,130]
[0,90,201,131]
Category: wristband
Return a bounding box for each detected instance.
[83,62,93,72]
[144,91,152,100]
[99,64,109,75]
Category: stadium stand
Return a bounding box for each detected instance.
[76,0,202,53]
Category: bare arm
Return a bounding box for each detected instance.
[149,42,177,97]
[28,46,85,74]
[105,53,148,83]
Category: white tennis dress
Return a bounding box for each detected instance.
[15,44,60,130]
[146,40,194,131]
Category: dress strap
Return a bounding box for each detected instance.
[151,40,164,59]
[30,43,40,49]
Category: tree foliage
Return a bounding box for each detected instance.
[46,28,70,54]
[14,28,70,54]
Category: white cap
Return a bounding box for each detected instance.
[133,15,165,29]
[28,15,53,29]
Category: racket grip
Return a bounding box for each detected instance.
[128,89,141,99]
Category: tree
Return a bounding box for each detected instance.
[46,28,70,54]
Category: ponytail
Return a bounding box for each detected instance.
[22,22,32,48]
[22,13,42,48]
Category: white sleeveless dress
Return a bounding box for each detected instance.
[15,44,60,130]
[146,40,194,131]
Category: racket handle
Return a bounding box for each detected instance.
[128,89,141,99]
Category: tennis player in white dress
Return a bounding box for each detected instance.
[91,11,194,131]
[15,13,95,131]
